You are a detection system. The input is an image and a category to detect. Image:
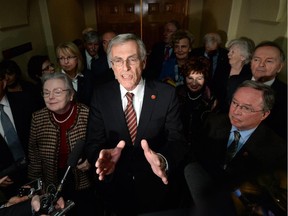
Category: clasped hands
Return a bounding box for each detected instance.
[95,139,168,184]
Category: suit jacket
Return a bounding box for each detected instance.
[0,92,37,199]
[266,78,287,141]
[196,113,286,189]
[0,199,32,216]
[85,79,189,214]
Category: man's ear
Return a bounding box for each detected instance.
[261,110,270,120]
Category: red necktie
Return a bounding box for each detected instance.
[125,92,137,144]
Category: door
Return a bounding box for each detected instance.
[95,0,188,53]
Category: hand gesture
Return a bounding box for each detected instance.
[95,141,125,180]
[141,139,168,185]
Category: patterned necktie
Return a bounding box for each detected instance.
[0,104,25,161]
[164,46,170,60]
[125,92,137,144]
[224,131,241,169]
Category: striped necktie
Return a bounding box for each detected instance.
[224,131,241,169]
[125,92,137,144]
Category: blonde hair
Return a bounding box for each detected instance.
[56,42,84,73]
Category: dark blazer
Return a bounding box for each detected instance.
[0,92,37,199]
[266,78,287,141]
[224,63,252,112]
[145,42,166,80]
[75,73,94,107]
[0,199,32,216]
[85,79,189,215]
[197,113,286,188]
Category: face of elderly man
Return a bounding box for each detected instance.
[251,45,284,82]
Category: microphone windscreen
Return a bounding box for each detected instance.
[67,139,86,167]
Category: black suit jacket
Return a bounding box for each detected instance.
[0,200,32,216]
[0,92,36,199]
[85,79,189,214]
[266,78,287,141]
[196,113,286,189]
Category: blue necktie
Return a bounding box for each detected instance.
[0,104,25,161]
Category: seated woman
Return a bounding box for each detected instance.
[224,37,254,112]
[176,56,219,146]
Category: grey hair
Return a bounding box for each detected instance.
[83,30,99,43]
[41,72,75,99]
[203,32,222,46]
[236,80,275,112]
[227,38,254,64]
[106,33,147,68]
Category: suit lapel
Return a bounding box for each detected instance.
[136,81,157,142]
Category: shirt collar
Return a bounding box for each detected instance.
[120,78,145,99]
[251,77,275,86]
[0,95,9,107]
[61,70,84,79]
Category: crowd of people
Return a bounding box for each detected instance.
[0,21,287,216]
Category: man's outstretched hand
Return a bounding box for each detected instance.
[95,141,126,180]
[141,139,168,185]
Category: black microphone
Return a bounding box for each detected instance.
[0,157,27,178]
[54,139,86,199]
[67,139,86,167]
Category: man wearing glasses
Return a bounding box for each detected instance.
[85,33,190,216]
[185,80,286,215]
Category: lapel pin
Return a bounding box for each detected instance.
[151,95,156,100]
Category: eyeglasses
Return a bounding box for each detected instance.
[58,56,77,62]
[42,63,54,71]
[42,88,69,98]
[110,56,139,67]
[230,100,264,114]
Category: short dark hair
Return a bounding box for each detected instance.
[167,20,181,30]
[236,80,275,112]
[0,59,22,79]
[27,55,49,81]
[181,56,210,80]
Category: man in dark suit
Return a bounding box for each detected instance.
[225,41,287,140]
[250,41,287,141]
[145,20,181,80]
[185,80,286,215]
[0,70,37,201]
[85,33,190,216]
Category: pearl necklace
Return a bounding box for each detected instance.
[52,106,75,124]
[187,92,201,100]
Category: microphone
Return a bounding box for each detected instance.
[67,139,86,167]
[54,139,86,199]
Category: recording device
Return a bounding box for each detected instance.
[0,157,27,178]
[18,178,43,197]
[38,139,86,215]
